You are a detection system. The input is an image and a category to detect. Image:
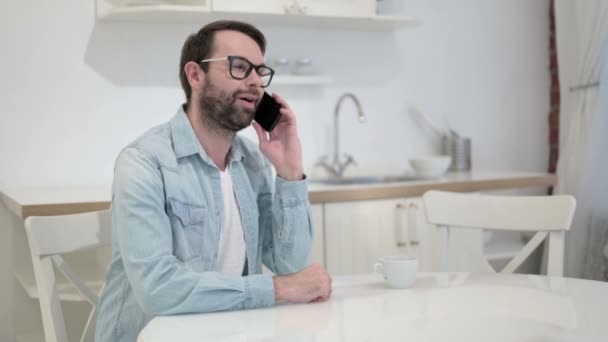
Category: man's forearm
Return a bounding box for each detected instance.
[261,177,313,274]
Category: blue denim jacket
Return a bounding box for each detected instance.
[95,107,313,342]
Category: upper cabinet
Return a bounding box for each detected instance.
[96,0,421,31]
[214,0,376,17]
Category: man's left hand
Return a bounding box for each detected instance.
[253,93,304,181]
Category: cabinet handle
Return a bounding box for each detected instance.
[395,202,420,248]
[397,241,419,247]
[395,202,409,247]
[407,202,420,245]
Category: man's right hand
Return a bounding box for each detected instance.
[272,263,332,304]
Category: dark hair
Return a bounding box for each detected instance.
[179,20,267,101]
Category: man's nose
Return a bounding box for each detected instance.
[245,68,264,88]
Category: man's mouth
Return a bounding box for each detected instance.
[236,93,259,109]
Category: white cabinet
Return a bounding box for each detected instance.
[300,0,376,17]
[96,0,420,30]
[211,0,285,14]
[212,0,376,17]
[324,198,398,275]
[323,197,437,276]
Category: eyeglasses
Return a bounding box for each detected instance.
[199,55,275,88]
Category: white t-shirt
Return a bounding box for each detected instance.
[215,166,247,275]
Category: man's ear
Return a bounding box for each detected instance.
[184,61,205,89]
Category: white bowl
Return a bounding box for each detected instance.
[409,156,451,178]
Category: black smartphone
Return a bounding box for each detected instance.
[254,92,283,132]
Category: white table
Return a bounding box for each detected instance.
[137,272,608,342]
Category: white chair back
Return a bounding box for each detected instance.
[25,210,111,342]
[422,191,576,276]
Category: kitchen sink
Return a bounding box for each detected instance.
[311,175,428,185]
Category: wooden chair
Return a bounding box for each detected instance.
[25,210,111,342]
[422,191,576,276]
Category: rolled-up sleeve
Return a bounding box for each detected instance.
[260,173,314,275]
[112,147,275,315]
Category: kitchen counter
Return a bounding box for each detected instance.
[1,171,556,219]
[309,171,556,203]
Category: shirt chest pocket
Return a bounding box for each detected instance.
[167,198,211,262]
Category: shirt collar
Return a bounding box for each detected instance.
[169,105,245,165]
[169,105,200,159]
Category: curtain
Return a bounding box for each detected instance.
[554,0,608,280]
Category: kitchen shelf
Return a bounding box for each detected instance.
[96,3,421,30]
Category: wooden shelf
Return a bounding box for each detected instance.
[96,4,421,30]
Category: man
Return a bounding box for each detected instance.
[95,20,332,341]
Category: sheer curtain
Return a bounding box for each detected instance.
[554,0,608,280]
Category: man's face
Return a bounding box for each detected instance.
[197,30,265,132]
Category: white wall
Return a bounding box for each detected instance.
[0,0,550,189]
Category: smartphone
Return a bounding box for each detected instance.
[254,92,283,132]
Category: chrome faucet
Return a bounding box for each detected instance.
[316,93,366,178]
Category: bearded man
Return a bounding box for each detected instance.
[95,20,332,342]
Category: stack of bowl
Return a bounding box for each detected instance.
[409,156,451,179]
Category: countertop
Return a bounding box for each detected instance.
[308,171,555,203]
[1,171,556,219]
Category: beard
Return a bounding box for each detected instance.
[199,80,257,133]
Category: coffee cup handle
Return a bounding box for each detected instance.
[374,262,383,274]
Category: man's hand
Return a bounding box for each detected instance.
[272,263,332,303]
[252,93,304,181]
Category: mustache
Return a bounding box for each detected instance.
[233,89,260,101]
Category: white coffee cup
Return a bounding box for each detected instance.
[374,255,419,289]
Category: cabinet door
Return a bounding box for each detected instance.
[211,0,286,14]
[325,198,406,275]
[309,204,325,266]
[393,197,439,272]
[301,0,376,17]
[211,0,376,16]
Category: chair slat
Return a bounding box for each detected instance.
[500,231,548,274]
[424,191,576,231]
[26,210,111,256]
[547,231,566,277]
[31,256,69,342]
[423,191,576,276]
[51,255,98,305]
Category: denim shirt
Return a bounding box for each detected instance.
[95,107,313,342]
